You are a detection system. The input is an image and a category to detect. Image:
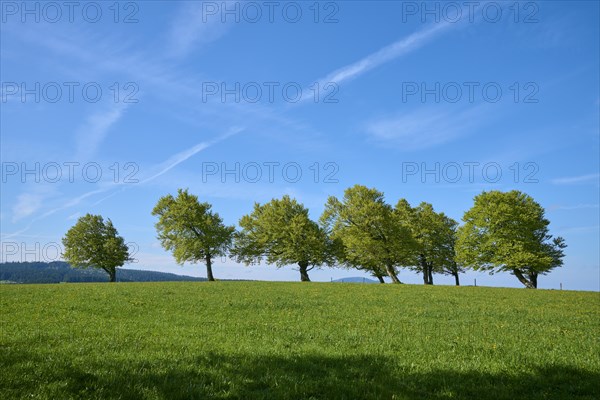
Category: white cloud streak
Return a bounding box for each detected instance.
[365,104,490,151]
[2,128,243,238]
[549,204,599,211]
[315,22,453,87]
[166,1,233,58]
[11,185,59,223]
[551,173,600,185]
[140,126,244,184]
[11,193,44,222]
[76,102,129,160]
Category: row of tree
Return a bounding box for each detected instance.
[62,185,566,288]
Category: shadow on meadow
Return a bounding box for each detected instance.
[2,347,599,400]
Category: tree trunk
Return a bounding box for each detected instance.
[427,265,434,285]
[513,268,535,288]
[385,264,402,284]
[108,268,116,283]
[453,272,460,286]
[299,262,311,282]
[528,271,538,288]
[205,255,215,281]
[376,275,385,284]
[419,255,429,285]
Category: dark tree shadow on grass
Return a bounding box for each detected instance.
[1,346,599,399]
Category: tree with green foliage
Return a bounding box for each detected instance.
[152,189,235,282]
[231,195,333,281]
[395,200,462,285]
[443,260,465,286]
[456,190,566,288]
[62,214,130,282]
[440,219,466,286]
[427,211,466,286]
[321,185,417,283]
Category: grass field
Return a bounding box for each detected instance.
[1,282,599,399]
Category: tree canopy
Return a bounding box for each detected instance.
[152,189,235,281]
[395,200,462,285]
[321,185,417,283]
[62,214,130,282]
[456,190,566,288]
[231,195,333,281]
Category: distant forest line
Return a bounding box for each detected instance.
[0,262,206,284]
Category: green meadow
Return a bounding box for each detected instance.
[1,282,599,399]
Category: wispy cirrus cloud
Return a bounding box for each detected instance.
[549,204,599,211]
[140,126,244,184]
[10,184,60,223]
[314,21,453,87]
[3,128,243,239]
[551,173,600,185]
[12,193,45,222]
[48,128,243,215]
[166,1,234,58]
[9,101,128,225]
[365,104,490,151]
[76,102,129,160]
[5,10,330,153]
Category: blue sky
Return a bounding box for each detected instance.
[1,1,598,290]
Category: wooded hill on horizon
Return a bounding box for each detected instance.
[0,262,207,284]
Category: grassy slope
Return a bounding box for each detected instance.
[1,282,599,399]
